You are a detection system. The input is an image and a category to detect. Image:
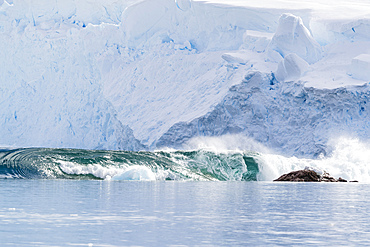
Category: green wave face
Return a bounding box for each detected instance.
[0,148,260,181]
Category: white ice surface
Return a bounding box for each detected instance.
[351,54,370,81]
[275,53,309,82]
[197,0,370,20]
[268,13,322,64]
[1,0,370,157]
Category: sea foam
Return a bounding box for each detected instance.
[257,137,370,182]
[111,165,156,181]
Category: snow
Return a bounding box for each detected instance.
[275,53,309,82]
[268,13,322,64]
[175,0,191,11]
[241,30,273,53]
[351,54,370,81]
[198,0,370,20]
[1,0,370,157]
[222,52,249,64]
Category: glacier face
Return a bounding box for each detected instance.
[100,0,312,147]
[157,72,370,157]
[0,0,145,150]
[1,0,370,157]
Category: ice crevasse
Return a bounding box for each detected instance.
[1,0,370,158]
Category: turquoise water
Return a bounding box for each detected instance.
[1,148,370,246]
[0,148,259,181]
[1,180,369,246]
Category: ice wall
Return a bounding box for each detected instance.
[157,72,370,157]
[0,0,144,150]
[1,0,370,157]
[102,0,314,147]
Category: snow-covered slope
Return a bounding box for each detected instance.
[1,0,370,157]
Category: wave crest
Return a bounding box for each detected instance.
[0,148,259,181]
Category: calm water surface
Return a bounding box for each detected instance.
[1,180,369,246]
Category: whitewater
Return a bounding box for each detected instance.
[1,0,370,182]
[1,136,369,182]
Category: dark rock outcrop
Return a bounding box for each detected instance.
[273,169,320,182]
[274,169,352,182]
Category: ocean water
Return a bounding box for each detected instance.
[0,148,259,181]
[1,180,370,246]
[1,146,370,246]
[1,138,370,182]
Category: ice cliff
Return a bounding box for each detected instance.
[1,0,370,157]
[0,0,144,150]
[157,71,370,157]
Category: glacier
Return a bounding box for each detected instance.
[1,0,370,158]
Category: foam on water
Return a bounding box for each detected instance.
[183,134,370,182]
[1,137,370,182]
[257,137,370,182]
[0,148,259,181]
[111,165,156,181]
[58,160,124,180]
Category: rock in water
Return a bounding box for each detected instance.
[273,169,320,182]
[274,169,352,182]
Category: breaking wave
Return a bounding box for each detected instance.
[1,137,369,182]
[0,148,259,181]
